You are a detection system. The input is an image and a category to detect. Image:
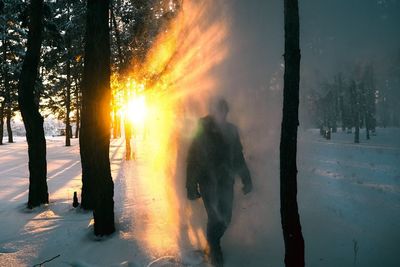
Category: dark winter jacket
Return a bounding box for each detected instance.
[186,116,252,199]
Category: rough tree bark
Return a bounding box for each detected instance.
[6,107,13,143]
[74,79,80,139]
[80,0,115,236]
[280,0,305,266]
[17,0,48,208]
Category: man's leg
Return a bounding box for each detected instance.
[200,182,225,266]
[206,182,234,266]
[208,181,233,266]
[205,209,225,267]
[201,187,223,249]
[206,216,225,247]
[219,181,234,228]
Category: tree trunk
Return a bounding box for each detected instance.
[0,104,4,145]
[80,0,115,236]
[337,74,346,132]
[6,109,13,143]
[65,2,72,146]
[354,115,360,143]
[339,94,345,132]
[354,84,360,144]
[332,100,337,133]
[382,92,387,128]
[112,105,120,138]
[110,2,123,140]
[1,22,6,146]
[3,26,13,144]
[349,81,359,143]
[125,119,132,160]
[74,80,80,139]
[365,113,370,140]
[75,104,80,138]
[65,54,71,146]
[110,5,125,69]
[280,0,305,266]
[4,63,13,144]
[17,0,48,209]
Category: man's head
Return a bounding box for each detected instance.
[210,97,229,124]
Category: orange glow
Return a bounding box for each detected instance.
[111,0,230,256]
[126,95,147,125]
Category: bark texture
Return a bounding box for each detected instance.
[79,0,115,236]
[280,0,305,266]
[17,0,48,209]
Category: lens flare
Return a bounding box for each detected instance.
[126,95,147,125]
[112,0,230,256]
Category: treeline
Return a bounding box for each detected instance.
[0,0,85,145]
[0,0,181,236]
[316,65,376,143]
[0,0,179,145]
[303,57,400,143]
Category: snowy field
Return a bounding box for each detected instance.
[0,128,399,267]
[298,128,400,267]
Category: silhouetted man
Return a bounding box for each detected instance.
[186,98,253,267]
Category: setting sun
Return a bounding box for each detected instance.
[125,95,147,125]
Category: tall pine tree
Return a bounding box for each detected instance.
[18,0,48,209]
[80,0,115,236]
[280,0,305,266]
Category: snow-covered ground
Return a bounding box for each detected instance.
[298,128,400,267]
[0,128,399,267]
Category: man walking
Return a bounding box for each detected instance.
[186,98,253,267]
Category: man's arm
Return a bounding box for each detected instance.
[232,127,253,194]
[186,134,202,200]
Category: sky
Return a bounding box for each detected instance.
[300,0,400,78]
[218,0,400,92]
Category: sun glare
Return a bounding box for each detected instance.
[126,95,147,125]
[110,0,229,255]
